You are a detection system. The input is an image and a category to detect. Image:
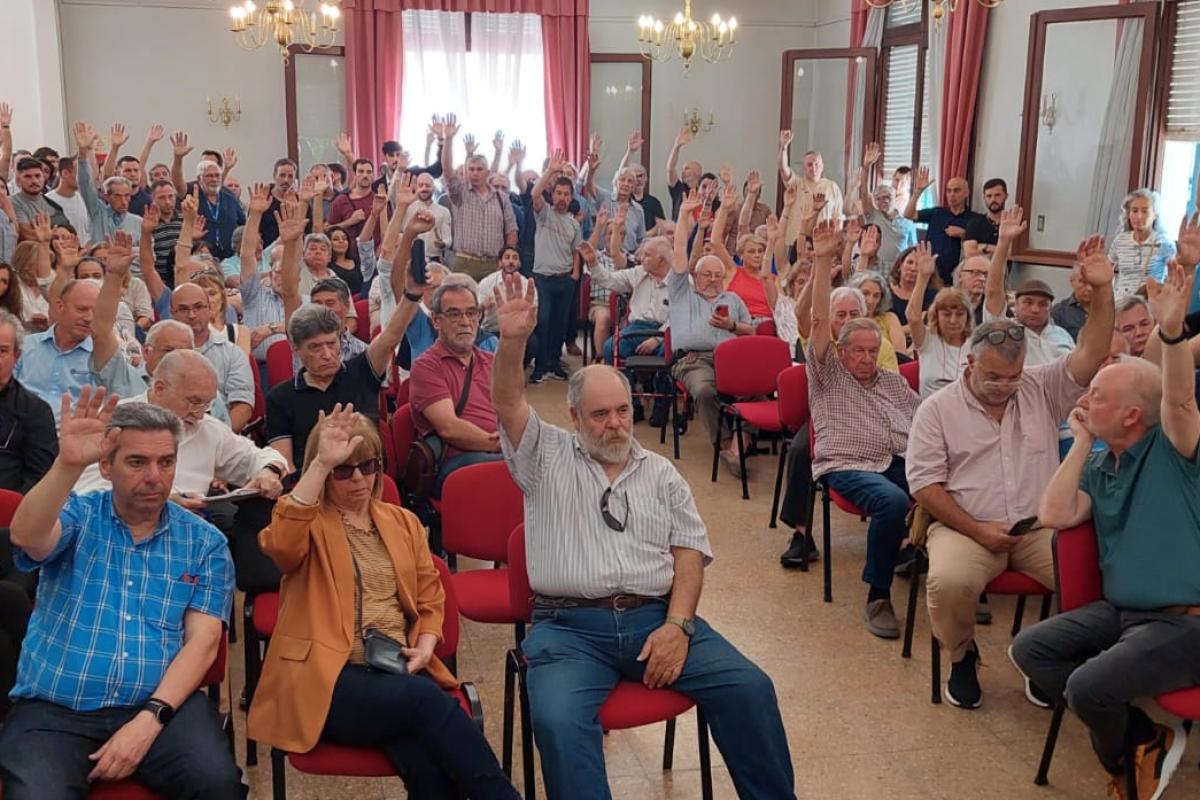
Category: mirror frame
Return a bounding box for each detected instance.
[778,47,878,212]
[588,53,652,174]
[1012,3,1159,266]
[284,44,346,166]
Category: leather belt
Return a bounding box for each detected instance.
[533,594,668,612]
[1160,605,1200,617]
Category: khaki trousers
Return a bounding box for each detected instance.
[671,352,723,446]
[925,521,1055,661]
[452,253,499,282]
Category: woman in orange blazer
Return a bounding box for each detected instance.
[247,404,517,799]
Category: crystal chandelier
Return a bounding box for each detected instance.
[636,0,737,71]
[864,0,1004,27]
[227,0,341,63]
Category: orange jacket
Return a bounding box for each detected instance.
[246,494,456,753]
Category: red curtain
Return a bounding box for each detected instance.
[937,2,990,183]
[342,0,589,164]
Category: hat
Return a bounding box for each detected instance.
[1015,279,1055,301]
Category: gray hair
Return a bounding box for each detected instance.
[1116,294,1152,318]
[145,319,195,348]
[195,159,220,178]
[849,271,893,314]
[1112,355,1163,427]
[466,154,489,169]
[303,233,332,250]
[102,176,131,194]
[0,310,24,351]
[106,401,183,448]
[836,316,882,349]
[970,320,1027,362]
[431,276,479,313]
[566,365,632,410]
[310,276,352,306]
[830,286,868,316]
[153,349,217,384]
[427,261,451,281]
[1120,188,1166,234]
[288,303,341,346]
[231,225,246,252]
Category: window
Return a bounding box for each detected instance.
[886,2,922,28]
[399,10,547,172]
[284,46,345,165]
[881,44,919,178]
[876,4,932,209]
[1160,0,1200,227]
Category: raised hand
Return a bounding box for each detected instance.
[675,124,694,148]
[371,185,388,216]
[915,241,938,280]
[463,133,477,156]
[275,197,307,244]
[997,205,1027,243]
[720,180,737,208]
[845,215,862,244]
[180,186,199,229]
[679,187,703,218]
[314,404,363,469]
[442,113,460,139]
[1146,258,1194,338]
[860,225,881,258]
[0,103,11,128]
[545,148,566,177]
[810,192,828,214]
[141,203,161,234]
[335,131,353,157]
[31,213,53,245]
[779,129,794,150]
[105,231,135,277]
[863,141,882,166]
[576,240,598,267]
[73,121,96,152]
[52,239,81,274]
[191,214,208,242]
[145,124,165,145]
[493,272,538,341]
[627,130,643,152]
[811,218,842,259]
[507,139,526,168]
[109,123,128,149]
[590,132,603,156]
[1076,235,1114,287]
[765,213,779,241]
[493,129,505,152]
[1176,211,1200,270]
[914,165,933,193]
[406,209,435,236]
[223,148,238,173]
[298,175,317,203]
[392,172,417,207]
[170,131,192,158]
[587,150,600,173]
[248,182,271,215]
[782,183,798,209]
[612,202,628,231]
[57,386,121,470]
[746,169,762,196]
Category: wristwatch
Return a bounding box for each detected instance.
[666,615,696,638]
[263,463,285,478]
[142,697,176,726]
[1159,327,1188,345]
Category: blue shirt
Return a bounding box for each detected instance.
[917,206,983,284]
[187,183,246,260]
[10,492,234,711]
[404,313,498,363]
[78,159,143,269]
[14,327,100,427]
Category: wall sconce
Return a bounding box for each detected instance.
[683,107,715,136]
[207,96,241,128]
[1040,92,1058,134]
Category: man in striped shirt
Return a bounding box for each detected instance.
[490,276,796,800]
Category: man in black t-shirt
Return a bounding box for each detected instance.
[664,124,703,220]
[904,167,984,285]
[963,178,1009,256]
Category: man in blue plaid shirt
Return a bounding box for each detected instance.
[0,388,242,799]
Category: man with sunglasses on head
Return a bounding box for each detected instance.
[490,275,797,800]
[905,233,1116,710]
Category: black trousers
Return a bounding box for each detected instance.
[0,580,32,719]
[777,425,812,530]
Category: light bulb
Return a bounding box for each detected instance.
[244,1,256,12]
[654,20,664,33]
[728,17,738,30]
[674,12,684,24]
[718,21,728,34]
[711,13,720,25]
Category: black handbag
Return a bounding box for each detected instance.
[350,550,408,675]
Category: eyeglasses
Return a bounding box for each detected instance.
[971,325,1025,347]
[437,308,481,323]
[330,458,381,481]
[600,487,628,532]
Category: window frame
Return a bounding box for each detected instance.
[588,53,653,175]
[875,4,928,178]
[284,44,345,165]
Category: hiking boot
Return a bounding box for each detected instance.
[1006,645,1051,709]
[944,644,982,709]
[864,599,900,639]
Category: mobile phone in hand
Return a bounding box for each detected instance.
[715,304,729,319]
[1008,516,1039,537]
[409,238,428,286]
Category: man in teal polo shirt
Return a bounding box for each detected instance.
[14,279,101,428]
[1012,248,1200,800]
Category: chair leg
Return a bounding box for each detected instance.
[271,748,286,800]
[735,417,749,500]
[1039,593,1053,621]
[931,634,942,704]
[1034,701,1066,785]
[518,663,537,800]
[696,708,714,800]
[769,439,789,529]
[822,486,833,603]
[1012,595,1029,637]
[902,550,925,659]
[243,600,261,767]
[1125,744,1139,799]
[710,432,721,483]
[502,652,516,777]
[662,717,677,770]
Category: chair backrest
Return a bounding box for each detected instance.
[381,474,401,506]
[1053,523,1103,613]
[776,364,809,433]
[247,351,266,423]
[441,461,524,562]
[266,340,295,388]
[390,404,416,478]
[0,490,23,528]
[578,273,592,317]
[755,319,778,338]
[204,631,229,687]
[714,335,793,398]
[506,524,534,624]
[395,377,410,409]
[432,555,459,659]
[899,360,920,392]
[353,299,371,343]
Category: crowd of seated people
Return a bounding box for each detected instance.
[0,88,1199,800]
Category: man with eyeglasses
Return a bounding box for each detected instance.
[169,283,253,434]
[952,254,990,326]
[905,235,1116,710]
[489,276,797,800]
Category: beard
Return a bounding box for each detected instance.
[579,425,633,465]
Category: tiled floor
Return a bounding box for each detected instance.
[230,377,1200,799]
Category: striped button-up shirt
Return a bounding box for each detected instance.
[11,491,234,711]
[445,173,517,258]
[588,254,668,326]
[1109,230,1177,300]
[807,341,920,480]
[500,409,712,598]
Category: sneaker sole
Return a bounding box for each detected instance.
[1006,645,1051,709]
[1149,723,1188,800]
[942,683,982,710]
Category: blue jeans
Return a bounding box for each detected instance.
[602,320,663,365]
[824,456,910,592]
[0,692,244,800]
[522,602,796,800]
[534,274,575,376]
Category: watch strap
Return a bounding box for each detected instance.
[404,290,424,303]
[1159,327,1188,345]
[666,615,695,637]
[143,697,175,724]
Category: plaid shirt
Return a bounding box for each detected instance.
[11,492,233,711]
[445,172,517,258]
[807,341,920,479]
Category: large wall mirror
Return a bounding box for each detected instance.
[285,45,346,166]
[589,54,651,190]
[778,48,877,207]
[1013,4,1159,266]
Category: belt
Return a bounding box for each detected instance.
[533,593,668,611]
[456,251,492,260]
[1160,605,1200,617]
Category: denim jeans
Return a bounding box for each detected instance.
[1012,601,1200,773]
[823,456,910,592]
[602,320,663,365]
[521,602,796,800]
[534,274,576,376]
[321,665,518,800]
[0,692,244,800]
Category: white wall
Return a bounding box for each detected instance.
[0,0,69,153]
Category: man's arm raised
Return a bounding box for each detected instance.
[490,274,539,447]
[672,188,703,274]
[1068,235,1116,387]
[808,218,841,362]
[1147,245,1200,458]
[92,231,135,372]
[984,205,1025,318]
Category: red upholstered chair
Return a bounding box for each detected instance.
[770,366,809,532]
[709,336,793,502]
[899,360,920,392]
[502,525,714,800]
[1034,523,1200,793]
[265,340,294,389]
[353,299,370,343]
[0,489,22,527]
[242,351,267,444]
[270,556,483,800]
[381,474,402,506]
[394,376,410,409]
[754,319,778,337]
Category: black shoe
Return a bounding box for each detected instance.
[1007,645,1051,709]
[529,372,547,384]
[550,368,569,381]
[894,544,918,578]
[632,403,646,424]
[780,532,819,568]
[944,644,983,709]
[649,399,670,428]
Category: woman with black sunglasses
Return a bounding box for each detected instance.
[247,404,517,799]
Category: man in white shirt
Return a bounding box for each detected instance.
[779,132,843,245]
[400,173,452,261]
[46,157,91,246]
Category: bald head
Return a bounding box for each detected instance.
[152,350,218,427]
[694,255,726,299]
[567,364,632,412]
[170,282,213,337]
[1090,357,1162,431]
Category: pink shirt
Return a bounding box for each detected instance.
[727,268,772,319]
[409,342,498,459]
[905,356,1085,527]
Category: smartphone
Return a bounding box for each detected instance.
[409,238,428,286]
[714,304,729,319]
[1008,516,1039,537]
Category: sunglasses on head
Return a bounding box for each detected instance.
[971,325,1025,347]
[330,458,381,481]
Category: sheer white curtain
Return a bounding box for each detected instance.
[1085,18,1144,240]
[399,10,546,172]
[848,8,887,182]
